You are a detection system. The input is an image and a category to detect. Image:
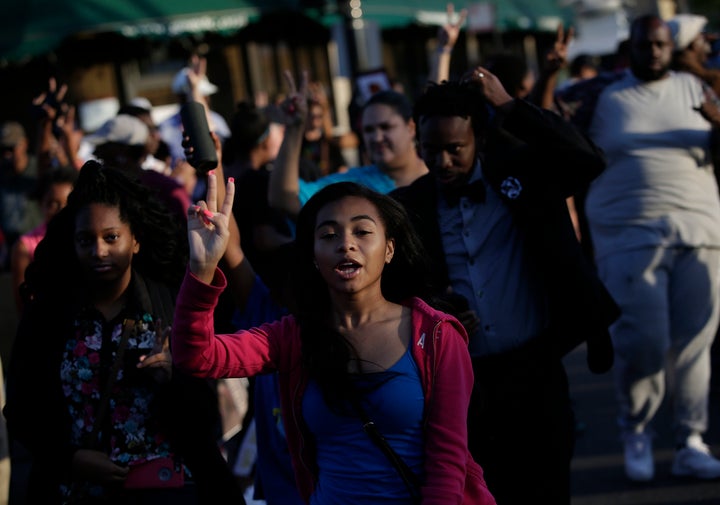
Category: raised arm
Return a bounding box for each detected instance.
[31,78,83,173]
[309,80,335,139]
[428,3,467,85]
[183,108,257,309]
[530,24,574,110]
[267,70,309,217]
[463,64,605,190]
[187,170,235,284]
[175,172,289,378]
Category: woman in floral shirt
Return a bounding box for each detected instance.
[4,160,244,504]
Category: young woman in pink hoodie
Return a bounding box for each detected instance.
[172,174,495,505]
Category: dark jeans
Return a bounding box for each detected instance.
[468,337,575,505]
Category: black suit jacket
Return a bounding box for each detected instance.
[392,99,620,373]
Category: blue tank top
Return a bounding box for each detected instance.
[303,346,424,505]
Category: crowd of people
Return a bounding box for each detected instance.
[0,6,720,505]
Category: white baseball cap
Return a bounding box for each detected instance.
[171,67,219,97]
[128,97,153,111]
[667,14,708,51]
[84,115,149,147]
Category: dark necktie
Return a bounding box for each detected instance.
[442,179,486,207]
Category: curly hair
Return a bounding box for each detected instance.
[413,79,492,138]
[291,182,432,410]
[23,160,188,304]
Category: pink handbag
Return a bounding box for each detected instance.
[124,456,185,489]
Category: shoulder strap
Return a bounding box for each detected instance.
[349,392,421,502]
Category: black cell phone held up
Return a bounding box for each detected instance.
[180,101,218,174]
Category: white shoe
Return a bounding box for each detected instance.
[672,435,720,479]
[623,431,654,482]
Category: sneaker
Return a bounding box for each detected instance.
[623,431,654,482]
[672,435,720,479]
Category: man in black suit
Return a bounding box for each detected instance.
[390,70,619,505]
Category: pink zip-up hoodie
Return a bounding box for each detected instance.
[172,268,495,505]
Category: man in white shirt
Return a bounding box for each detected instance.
[582,14,720,483]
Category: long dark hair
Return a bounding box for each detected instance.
[292,182,432,409]
[22,160,188,305]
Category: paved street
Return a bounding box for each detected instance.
[567,343,720,505]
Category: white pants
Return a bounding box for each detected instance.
[596,246,720,445]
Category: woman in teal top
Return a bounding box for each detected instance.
[268,70,429,217]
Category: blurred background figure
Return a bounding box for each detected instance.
[557,53,601,91]
[298,82,347,178]
[0,121,41,271]
[10,166,77,314]
[668,13,720,95]
[119,97,172,176]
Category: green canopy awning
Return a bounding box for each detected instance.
[1,0,573,64]
[1,0,268,64]
[339,0,573,31]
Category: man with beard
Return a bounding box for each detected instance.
[390,67,618,504]
[578,14,720,482]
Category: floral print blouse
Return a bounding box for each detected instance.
[60,307,173,466]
